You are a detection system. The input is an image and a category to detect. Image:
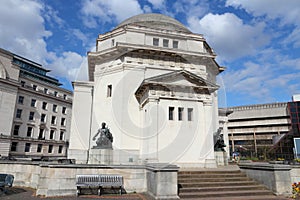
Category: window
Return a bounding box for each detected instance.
[41,114,46,123]
[21,81,25,87]
[59,131,64,140]
[62,107,67,114]
[13,125,20,135]
[169,107,174,120]
[58,145,63,154]
[107,85,112,97]
[44,88,48,94]
[27,127,33,137]
[63,94,67,100]
[18,96,24,104]
[153,38,159,46]
[173,40,179,48]
[163,39,169,47]
[37,144,43,153]
[42,102,47,110]
[29,111,35,121]
[178,107,184,121]
[31,99,36,107]
[48,145,53,153]
[32,84,37,91]
[11,142,18,151]
[50,129,55,140]
[61,118,66,126]
[51,116,56,125]
[54,91,58,97]
[188,108,193,121]
[16,109,22,118]
[25,143,31,152]
[38,128,44,139]
[52,104,57,112]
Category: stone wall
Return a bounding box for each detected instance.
[0,161,178,198]
[239,163,300,196]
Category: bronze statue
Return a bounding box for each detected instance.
[92,122,113,149]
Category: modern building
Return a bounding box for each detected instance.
[227,103,290,158]
[68,13,224,168]
[0,48,72,160]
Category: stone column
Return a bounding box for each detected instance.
[146,163,179,199]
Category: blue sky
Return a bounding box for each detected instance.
[1,0,300,107]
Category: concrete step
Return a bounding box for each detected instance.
[179,180,258,187]
[179,170,241,175]
[178,177,250,182]
[180,185,268,193]
[179,189,274,199]
[178,173,247,178]
[180,195,288,200]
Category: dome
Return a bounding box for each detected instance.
[115,13,191,33]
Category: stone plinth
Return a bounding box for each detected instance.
[146,163,179,200]
[88,149,113,164]
[215,151,228,166]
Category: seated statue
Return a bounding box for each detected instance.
[214,132,226,152]
[92,122,113,149]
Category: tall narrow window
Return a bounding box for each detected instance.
[153,38,159,46]
[163,39,169,47]
[31,99,36,107]
[63,94,67,100]
[13,125,20,135]
[44,88,48,94]
[38,128,44,139]
[25,143,31,152]
[41,114,46,123]
[29,111,35,121]
[11,142,18,151]
[62,107,67,114]
[188,108,193,121]
[173,40,179,48]
[51,116,56,125]
[112,39,115,46]
[48,145,53,153]
[54,91,58,97]
[16,109,22,118]
[61,118,66,126]
[60,131,64,140]
[18,96,24,104]
[52,104,57,112]
[107,85,112,97]
[50,129,55,140]
[37,144,43,153]
[42,102,47,110]
[178,107,184,121]
[58,145,63,154]
[169,107,174,120]
[27,127,33,137]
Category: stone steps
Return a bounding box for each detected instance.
[178,169,282,199]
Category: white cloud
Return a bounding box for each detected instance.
[0,0,89,86]
[188,13,270,61]
[147,0,165,9]
[0,0,51,63]
[80,0,144,28]
[225,0,300,47]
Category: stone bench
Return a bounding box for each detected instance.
[0,174,14,194]
[76,174,123,196]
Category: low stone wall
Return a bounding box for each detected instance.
[239,162,299,196]
[0,161,179,198]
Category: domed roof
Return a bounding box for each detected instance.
[115,13,191,33]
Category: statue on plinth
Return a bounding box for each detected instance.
[214,129,226,152]
[92,122,113,149]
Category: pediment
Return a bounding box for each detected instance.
[135,70,219,105]
[143,70,218,89]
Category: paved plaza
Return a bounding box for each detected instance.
[0,187,150,200]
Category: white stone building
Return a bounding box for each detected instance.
[68,14,224,168]
[0,48,72,159]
